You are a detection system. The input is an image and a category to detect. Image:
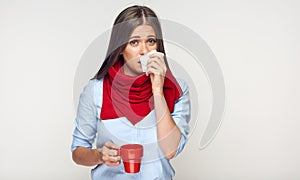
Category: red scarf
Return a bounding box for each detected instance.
[100,61,182,125]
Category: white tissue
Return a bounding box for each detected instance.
[140,50,164,72]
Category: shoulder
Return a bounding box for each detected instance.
[175,77,189,94]
[80,78,104,102]
[77,78,104,111]
[88,78,104,87]
[83,78,104,93]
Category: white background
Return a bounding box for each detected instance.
[1,0,300,179]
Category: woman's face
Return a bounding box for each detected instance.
[121,24,157,76]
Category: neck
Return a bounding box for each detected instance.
[123,64,142,77]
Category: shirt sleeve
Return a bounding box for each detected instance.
[171,78,191,158]
[71,80,98,152]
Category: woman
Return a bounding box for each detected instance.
[71,5,190,180]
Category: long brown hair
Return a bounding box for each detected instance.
[94,5,168,80]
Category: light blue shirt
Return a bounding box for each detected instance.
[71,78,190,180]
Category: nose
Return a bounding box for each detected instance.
[139,42,149,55]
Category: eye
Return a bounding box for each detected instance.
[129,40,138,46]
[148,38,157,45]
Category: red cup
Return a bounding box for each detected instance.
[120,144,143,173]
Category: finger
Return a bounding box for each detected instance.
[149,54,165,65]
[103,154,120,161]
[104,158,120,166]
[110,156,121,162]
[149,53,164,60]
[147,67,160,76]
[147,57,163,66]
[103,155,121,166]
[102,153,121,162]
[147,60,162,71]
[104,142,120,150]
[105,160,121,167]
[147,64,166,76]
[147,58,166,73]
[102,150,120,162]
[102,148,119,157]
[108,149,119,156]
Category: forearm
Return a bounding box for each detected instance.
[153,93,181,159]
[72,146,103,166]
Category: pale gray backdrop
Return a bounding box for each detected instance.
[1,0,300,179]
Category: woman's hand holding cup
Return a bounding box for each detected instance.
[98,142,121,166]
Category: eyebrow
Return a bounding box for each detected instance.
[129,35,156,39]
